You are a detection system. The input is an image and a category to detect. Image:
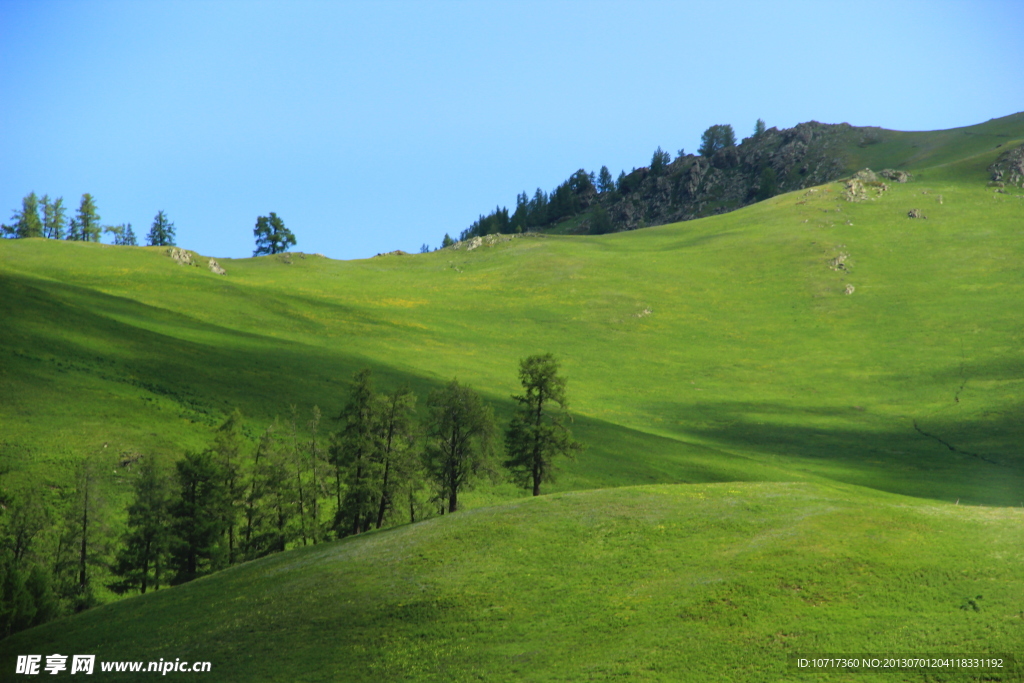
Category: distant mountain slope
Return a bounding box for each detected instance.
[455,112,1024,237]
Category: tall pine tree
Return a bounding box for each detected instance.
[110,457,170,594]
[146,210,176,247]
[67,194,101,242]
[424,379,496,513]
[169,450,227,584]
[504,354,582,496]
[9,193,43,239]
[334,369,378,536]
[41,196,65,239]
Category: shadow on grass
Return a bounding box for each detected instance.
[665,398,1024,506]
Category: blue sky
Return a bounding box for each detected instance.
[2,0,1022,260]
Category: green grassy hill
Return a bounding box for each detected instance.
[3,483,1023,682]
[1,114,1023,680]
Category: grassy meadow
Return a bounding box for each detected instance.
[1,114,1023,680]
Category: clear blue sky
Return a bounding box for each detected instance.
[2,0,1022,260]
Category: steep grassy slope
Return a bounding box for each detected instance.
[1,116,1023,680]
[2,482,1022,681]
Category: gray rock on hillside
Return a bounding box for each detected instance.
[988,143,1024,187]
[167,247,194,265]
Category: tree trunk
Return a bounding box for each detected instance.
[244,439,265,557]
[275,493,287,553]
[375,459,390,529]
[351,461,363,536]
[533,396,544,496]
[78,481,89,589]
[295,458,307,546]
[140,539,151,594]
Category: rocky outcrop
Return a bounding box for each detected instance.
[166,247,226,274]
[879,168,912,183]
[448,233,519,251]
[167,247,194,265]
[988,143,1024,187]
[600,121,871,231]
[843,169,889,202]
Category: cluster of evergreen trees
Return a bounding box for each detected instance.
[2,192,176,247]
[459,169,599,242]
[0,355,580,638]
[447,120,767,244]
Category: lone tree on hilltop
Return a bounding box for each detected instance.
[253,212,296,256]
[504,354,582,496]
[698,124,736,157]
[146,211,176,246]
[424,379,495,513]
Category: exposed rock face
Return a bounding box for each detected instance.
[167,247,194,265]
[879,168,912,183]
[448,233,518,251]
[988,143,1024,187]
[843,170,888,202]
[208,258,226,275]
[604,121,876,231]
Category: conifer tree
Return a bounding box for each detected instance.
[211,409,245,563]
[334,369,378,536]
[55,461,110,611]
[287,406,310,546]
[41,196,65,239]
[650,147,671,176]
[305,406,325,543]
[67,194,101,242]
[373,387,417,529]
[242,422,294,558]
[424,379,495,513]
[169,451,227,584]
[698,124,737,157]
[110,457,170,594]
[504,354,582,496]
[10,193,43,239]
[146,210,176,247]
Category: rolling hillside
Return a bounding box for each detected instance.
[1,114,1023,680]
